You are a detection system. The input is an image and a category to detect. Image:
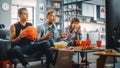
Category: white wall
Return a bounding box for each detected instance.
[12,0,36,6]
[80,23,106,45]
[0,0,11,29]
[80,23,105,32]
[64,21,105,32]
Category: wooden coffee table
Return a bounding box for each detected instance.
[94,50,120,68]
[51,46,104,68]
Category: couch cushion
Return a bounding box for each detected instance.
[0,29,10,39]
[0,39,11,60]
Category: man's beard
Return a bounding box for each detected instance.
[48,21,53,25]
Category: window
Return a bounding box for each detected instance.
[11,5,18,24]
[11,5,34,24]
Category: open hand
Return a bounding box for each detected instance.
[45,31,52,38]
[61,31,69,38]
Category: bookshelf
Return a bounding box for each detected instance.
[63,0,83,28]
[63,0,82,21]
[63,0,102,28]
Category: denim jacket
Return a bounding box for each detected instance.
[36,23,59,42]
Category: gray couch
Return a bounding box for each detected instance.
[0,29,46,67]
[0,29,10,60]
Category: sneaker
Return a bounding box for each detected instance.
[45,60,56,66]
[46,63,50,68]
[81,60,89,65]
[51,60,56,66]
[24,64,30,68]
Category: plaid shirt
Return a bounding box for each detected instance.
[64,26,81,41]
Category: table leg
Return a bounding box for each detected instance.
[96,56,107,68]
[113,57,115,68]
[78,52,80,68]
[85,52,87,68]
[0,61,3,68]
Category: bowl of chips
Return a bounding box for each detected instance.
[54,41,67,49]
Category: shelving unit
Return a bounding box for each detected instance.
[45,0,106,31]
[63,0,82,22]
[46,0,63,34]
[63,0,106,28]
[64,0,94,27]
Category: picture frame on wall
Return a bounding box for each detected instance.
[39,14,44,23]
[39,3,44,11]
[39,3,45,23]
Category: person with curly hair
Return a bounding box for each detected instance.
[58,18,89,64]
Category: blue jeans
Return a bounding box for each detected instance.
[45,38,54,47]
[8,40,53,67]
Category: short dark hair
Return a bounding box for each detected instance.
[18,8,27,15]
[47,10,54,16]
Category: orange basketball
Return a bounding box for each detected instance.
[23,26,38,41]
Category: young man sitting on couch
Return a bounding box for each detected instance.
[8,8,53,68]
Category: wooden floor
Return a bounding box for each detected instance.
[6,46,120,68]
[10,61,120,68]
[8,52,120,68]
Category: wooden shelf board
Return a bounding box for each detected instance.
[51,0,61,2]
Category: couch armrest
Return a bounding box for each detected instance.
[0,39,11,60]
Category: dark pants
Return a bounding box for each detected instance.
[46,38,54,47]
[8,40,53,67]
